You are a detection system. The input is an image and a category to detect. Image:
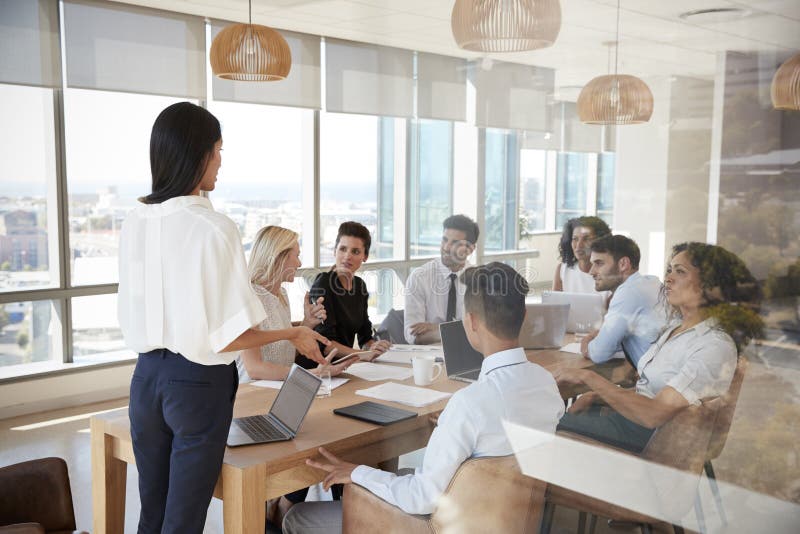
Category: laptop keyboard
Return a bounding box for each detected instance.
[235,415,286,441]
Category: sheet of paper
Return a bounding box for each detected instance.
[355,381,452,408]
[344,362,413,381]
[559,342,583,354]
[251,377,349,390]
[376,348,443,365]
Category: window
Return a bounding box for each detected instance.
[207,101,313,263]
[0,299,62,368]
[0,84,59,292]
[64,88,192,286]
[409,119,453,257]
[484,128,518,251]
[596,152,615,225]
[555,152,592,228]
[319,112,404,263]
[519,148,548,235]
[71,293,126,362]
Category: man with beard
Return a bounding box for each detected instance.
[581,235,666,367]
[404,215,479,344]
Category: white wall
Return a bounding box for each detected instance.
[0,363,134,419]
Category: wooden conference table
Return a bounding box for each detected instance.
[91,343,626,534]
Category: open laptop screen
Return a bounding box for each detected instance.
[269,365,321,433]
[439,320,484,377]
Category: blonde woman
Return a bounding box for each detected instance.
[238,226,354,382]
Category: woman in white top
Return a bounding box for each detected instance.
[554,242,762,453]
[118,102,328,534]
[552,216,611,294]
[238,225,354,382]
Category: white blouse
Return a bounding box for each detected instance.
[559,263,610,299]
[118,196,266,366]
[237,286,296,383]
[636,319,737,405]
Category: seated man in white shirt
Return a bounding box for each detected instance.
[581,235,667,368]
[282,262,565,533]
[404,214,479,344]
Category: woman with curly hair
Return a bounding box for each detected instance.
[552,216,611,294]
[554,242,762,453]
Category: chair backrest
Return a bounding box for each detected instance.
[706,357,748,461]
[430,455,546,534]
[638,397,722,518]
[377,308,408,344]
[0,457,77,532]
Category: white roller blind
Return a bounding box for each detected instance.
[0,0,61,87]
[562,102,603,152]
[211,21,321,109]
[417,52,466,122]
[326,38,413,118]
[63,0,205,98]
[473,60,553,131]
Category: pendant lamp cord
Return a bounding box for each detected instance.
[248,0,252,25]
[614,0,620,78]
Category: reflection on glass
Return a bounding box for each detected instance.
[71,294,125,361]
[410,119,453,257]
[0,300,61,367]
[64,89,192,286]
[0,84,59,292]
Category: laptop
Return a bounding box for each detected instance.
[520,303,570,349]
[439,320,484,383]
[227,364,321,447]
[541,291,605,333]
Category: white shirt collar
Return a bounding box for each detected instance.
[479,347,528,380]
[436,257,469,279]
[136,195,212,217]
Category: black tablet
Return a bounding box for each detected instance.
[333,401,417,426]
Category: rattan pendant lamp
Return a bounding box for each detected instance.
[771,53,800,110]
[576,0,652,124]
[451,0,562,52]
[210,0,291,81]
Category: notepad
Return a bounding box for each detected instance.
[344,362,414,381]
[375,347,443,365]
[355,381,452,408]
[251,377,349,390]
[559,342,583,354]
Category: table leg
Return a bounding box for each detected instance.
[91,418,127,534]
[222,464,268,534]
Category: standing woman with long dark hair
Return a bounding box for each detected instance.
[118,102,329,533]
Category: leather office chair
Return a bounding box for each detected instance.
[703,357,747,525]
[0,457,88,534]
[376,308,408,344]
[342,455,546,533]
[542,396,724,534]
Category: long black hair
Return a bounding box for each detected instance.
[558,216,611,267]
[666,242,763,352]
[139,102,221,204]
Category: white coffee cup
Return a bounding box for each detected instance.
[412,355,442,386]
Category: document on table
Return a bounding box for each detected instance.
[345,362,413,382]
[356,381,452,408]
[559,342,583,354]
[251,377,349,390]
[375,345,443,365]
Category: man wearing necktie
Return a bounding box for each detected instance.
[404,215,479,344]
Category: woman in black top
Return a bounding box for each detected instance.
[311,221,391,360]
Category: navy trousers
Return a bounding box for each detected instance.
[557,405,655,453]
[129,349,238,534]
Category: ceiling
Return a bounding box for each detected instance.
[113,0,800,94]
